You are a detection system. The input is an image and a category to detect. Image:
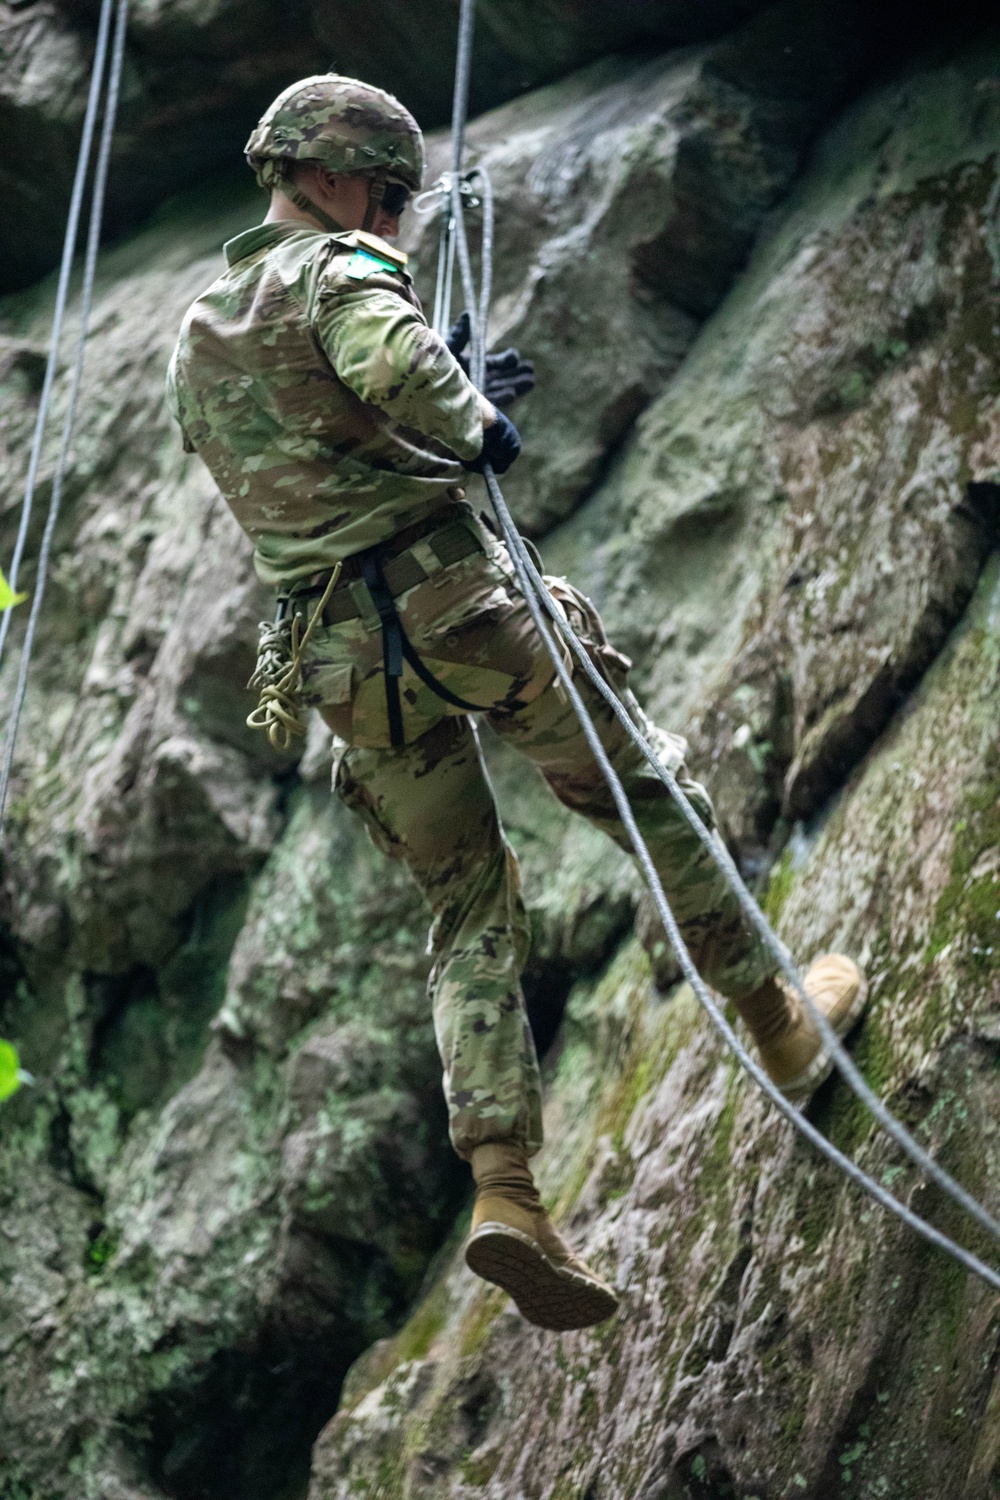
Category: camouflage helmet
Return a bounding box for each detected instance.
[245,74,425,193]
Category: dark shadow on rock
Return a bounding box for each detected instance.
[143,1325,354,1500]
[522,955,575,1059]
[785,481,1000,822]
[88,873,252,1118]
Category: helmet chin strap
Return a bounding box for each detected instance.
[362,175,387,233]
[280,166,387,236]
[281,164,347,234]
[285,183,347,234]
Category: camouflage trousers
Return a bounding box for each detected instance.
[303,512,775,1159]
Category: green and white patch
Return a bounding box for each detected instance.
[345,249,398,280]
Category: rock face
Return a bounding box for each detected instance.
[401,0,887,534]
[549,37,1000,873]
[1,10,1000,1500]
[1,0,781,295]
[309,34,1000,1500]
[0,0,981,293]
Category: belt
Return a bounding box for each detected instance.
[279,510,493,748]
[280,514,484,629]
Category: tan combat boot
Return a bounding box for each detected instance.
[736,953,868,1102]
[465,1142,620,1332]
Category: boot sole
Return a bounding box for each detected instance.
[780,972,870,1102]
[465,1222,620,1332]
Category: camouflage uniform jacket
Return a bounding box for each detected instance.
[166,221,484,588]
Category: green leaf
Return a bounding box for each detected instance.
[0,569,27,611]
[0,1038,24,1102]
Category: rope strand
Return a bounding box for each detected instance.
[0,0,117,672]
[0,0,129,833]
[246,564,343,750]
[486,465,1000,1294]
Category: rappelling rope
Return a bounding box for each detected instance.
[444,0,1000,1284]
[0,0,118,673]
[463,213,1000,1255]
[0,0,129,835]
[487,469,1000,1293]
[500,470,1000,1250]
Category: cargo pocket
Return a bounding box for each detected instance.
[420,583,516,647]
[303,657,354,740]
[302,660,353,709]
[544,576,633,690]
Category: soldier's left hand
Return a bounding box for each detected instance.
[446,310,536,407]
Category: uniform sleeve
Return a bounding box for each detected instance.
[313,285,485,462]
[165,344,196,453]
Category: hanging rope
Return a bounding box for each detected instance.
[0,0,130,835]
[443,0,1000,1287]
[0,0,118,672]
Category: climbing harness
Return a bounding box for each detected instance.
[248,515,497,750]
[357,546,492,748]
[441,0,1000,1291]
[0,0,129,834]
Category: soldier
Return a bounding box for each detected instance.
[168,74,868,1333]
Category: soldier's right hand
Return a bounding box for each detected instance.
[462,408,521,476]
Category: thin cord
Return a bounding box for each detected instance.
[0,0,129,833]
[449,0,476,182]
[474,166,493,392]
[0,0,117,670]
[432,211,451,334]
[451,173,482,379]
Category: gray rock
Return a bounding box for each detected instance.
[549,32,1000,869]
[1,0,780,295]
[309,34,1000,1500]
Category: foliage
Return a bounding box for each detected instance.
[0,1038,31,1103]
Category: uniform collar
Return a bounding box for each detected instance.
[223,220,326,266]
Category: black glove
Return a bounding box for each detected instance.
[446,310,535,407]
[462,408,521,476]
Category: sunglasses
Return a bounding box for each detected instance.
[379,180,411,217]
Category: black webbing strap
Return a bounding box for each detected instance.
[359,548,491,748]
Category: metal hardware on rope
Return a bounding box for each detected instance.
[0,0,130,835]
[414,174,481,216]
[442,0,1000,1284]
[417,173,483,337]
[0,0,117,674]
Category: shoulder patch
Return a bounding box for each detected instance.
[354,231,408,270]
[345,248,401,281]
